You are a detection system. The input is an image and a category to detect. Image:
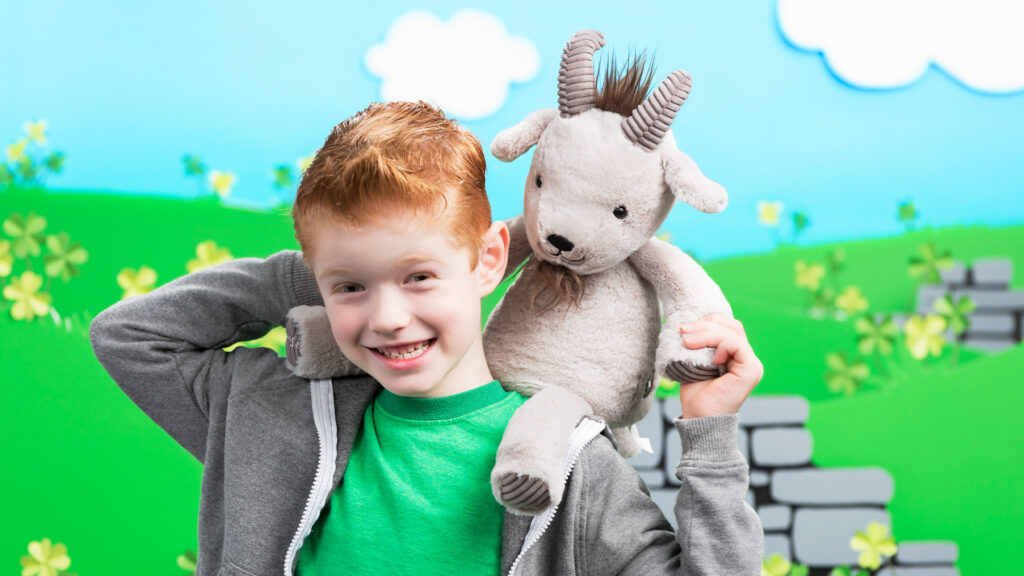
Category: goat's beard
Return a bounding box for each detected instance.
[522,257,587,315]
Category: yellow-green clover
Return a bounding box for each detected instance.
[0,238,13,277]
[4,211,48,258]
[854,315,898,356]
[297,154,314,174]
[177,549,197,575]
[903,314,947,360]
[824,352,869,396]
[794,260,825,291]
[6,138,29,162]
[24,119,48,145]
[757,201,783,227]
[117,265,158,299]
[850,521,897,570]
[761,553,791,576]
[4,270,52,321]
[187,240,234,273]
[209,170,237,198]
[19,537,70,576]
[43,232,88,281]
[835,286,869,316]
[224,325,288,355]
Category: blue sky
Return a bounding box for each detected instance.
[2,0,1022,259]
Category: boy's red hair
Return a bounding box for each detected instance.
[292,101,491,269]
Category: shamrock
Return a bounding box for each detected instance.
[24,119,48,145]
[19,537,71,576]
[224,325,288,355]
[3,270,52,321]
[835,286,869,316]
[792,212,809,235]
[208,170,237,198]
[0,238,13,277]
[825,352,869,395]
[297,154,315,174]
[854,315,898,356]
[932,293,975,335]
[182,155,207,177]
[850,521,897,570]
[761,554,791,576]
[43,151,66,174]
[43,232,89,281]
[795,260,825,291]
[4,211,48,258]
[6,138,28,162]
[177,549,197,575]
[903,314,947,360]
[273,165,294,189]
[186,240,234,273]
[757,201,783,227]
[898,200,917,225]
[117,266,158,299]
[908,242,953,284]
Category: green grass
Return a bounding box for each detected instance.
[3,187,1022,574]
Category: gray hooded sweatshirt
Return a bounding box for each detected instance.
[88,249,763,576]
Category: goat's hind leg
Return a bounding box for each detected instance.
[491,386,593,515]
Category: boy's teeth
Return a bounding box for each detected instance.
[376,340,430,360]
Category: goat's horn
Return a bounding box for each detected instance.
[621,69,692,151]
[558,30,605,118]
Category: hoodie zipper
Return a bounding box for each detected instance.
[283,379,338,576]
[506,417,608,576]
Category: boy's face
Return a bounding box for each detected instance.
[307,215,507,398]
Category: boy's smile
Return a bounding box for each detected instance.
[308,215,508,398]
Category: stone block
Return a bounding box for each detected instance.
[638,469,666,490]
[763,533,791,562]
[746,489,755,508]
[738,426,749,463]
[664,428,682,486]
[971,258,1013,287]
[772,468,893,505]
[750,469,771,487]
[649,488,678,529]
[895,541,959,564]
[751,428,813,467]
[738,396,809,427]
[963,337,1017,352]
[879,567,960,576]
[916,285,948,314]
[938,261,966,286]
[758,504,792,530]
[965,313,1015,336]
[956,289,1024,312]
[632,402,665,469]
[792,507,891,567]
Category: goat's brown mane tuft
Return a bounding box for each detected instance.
[593,50,657,117]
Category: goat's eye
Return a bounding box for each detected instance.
[613,205,628,220]
[535,174,542,188]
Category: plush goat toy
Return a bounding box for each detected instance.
[283,29,733,516]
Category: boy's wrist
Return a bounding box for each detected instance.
[673,413,742,464]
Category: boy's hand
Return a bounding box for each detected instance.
[677,313,763,419]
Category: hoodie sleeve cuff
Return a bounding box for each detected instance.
[673,414,743,463]
[286,250,325,307]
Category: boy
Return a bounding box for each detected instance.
[89,101,764,576]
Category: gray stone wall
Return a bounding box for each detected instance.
[916,258,1022,352]
[633,396,961,575]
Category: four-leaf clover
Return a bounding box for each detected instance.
[186,240,234,273]
[850,521,897,570]
[825,352,869,395]
[757,201,783,227]
[794,260,825,291]
[117,266,158,299]
[835,286,869,316]
[19,537,70,576]
[761,554,791,576]
[854,315,899,356]
[208,170,237,198]
[4,211,48,258]
[0,238,13,277]
[43,232,89,281]
[932,293,976,335]
[908,242,953,284]
[3,270,52,321]
[903,314,947,360]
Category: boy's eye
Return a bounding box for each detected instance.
[408,273,432,283]
[336,283,364,294]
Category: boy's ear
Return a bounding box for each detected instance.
[476,221,510,296]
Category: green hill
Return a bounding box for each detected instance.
[2,187,1021,575]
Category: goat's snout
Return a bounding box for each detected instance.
[547,234,575,252]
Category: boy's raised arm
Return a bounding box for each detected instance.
[89,250,322,461]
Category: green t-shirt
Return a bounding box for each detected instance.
[296,380,527,575]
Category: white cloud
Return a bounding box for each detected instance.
[778,0,1024,92]
[365,10,540,119]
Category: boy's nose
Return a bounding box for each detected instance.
[367,289,412,334]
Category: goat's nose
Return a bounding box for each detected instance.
[547,234,574,252]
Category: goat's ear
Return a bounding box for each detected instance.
[490,108,559,162]
[661,148,728,214]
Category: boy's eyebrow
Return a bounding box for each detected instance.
[318,255,443,279]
